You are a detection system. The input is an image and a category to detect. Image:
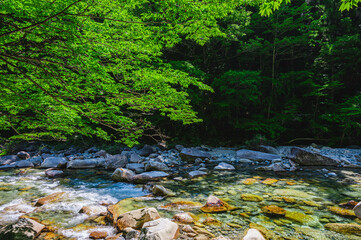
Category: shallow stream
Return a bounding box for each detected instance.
[1,167,361,239]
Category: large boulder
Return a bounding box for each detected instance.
[132,171,169,183]
[179,148,211,163]
[40,157,68,168]
[111,168,135,182]
[105,154,128,169]
[289,147,339,166]
[236,150,281,162]
[67,159,103,168]
[0,218,45,240]
[15,160,34,168]
[145,161,169,172]
[0,155,20,166]
[116,208,160,231]
[139,218,179,240]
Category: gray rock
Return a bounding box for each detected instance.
[94,150,107,158]
[257,145,279,155]
[17,151,30,160]
[0,155,19,166]
[40,157,68,168]
[129,153,142,163]
[138,145,156,156]
[15,160,34,168]
[105,154,128,169]
[139,218,179,240]
[151,185,175,197]
[236,149,281,162]
[354,202,361,219]
[145,160,169,172]
[111,168,135,182]
[87,147,99,153]
[327,172,337,177]
[132,171,169,183]
[179,148,211,163]
[0,165,16,170]
[257,162,286,172]
[45,169,64,178]
[28,156,43,166]
[188,170,207,178]
[0,218,45,240]
[214,162,235,171]
[67,159,103,168]
[290,147,340,166]
[126,163,145,173]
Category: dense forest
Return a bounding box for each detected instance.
[1,0,361,148]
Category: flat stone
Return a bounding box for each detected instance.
[214,162,235,171]
[236,149,281,162]
[188,170,207,178]
[241,194,263,202]
[328,206,355,217]
[40,157,68,168]
[35,192,65,206]
[90,231,108,239]
[15,160,34,168]
[325,223,361,235]
[132,171,169,183]
[67,159,102,168]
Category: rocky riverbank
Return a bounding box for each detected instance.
[1,144,361,239]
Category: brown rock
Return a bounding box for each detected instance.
[328,206,356,217]
[90,231,108,239]
[35,192,65,206]
[173,212,194,224]
[116,208,160,230]
[200,195,236,213]
[261,205,286,216]
[80,205,107,216]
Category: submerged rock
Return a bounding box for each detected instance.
[201,195,236,213]
[45,169,64,178]
[0,218,45,240]
[139,218,179,240]
[261,205,286,216]
[179,148,211,163]
[289,147,339,166]
[325,223,361,235]
[116,208,160,230]
[236,149,281,162]
[241,194,264,202]
[214,162,235,171]
[328,206,356,217]
[242,228,266,240]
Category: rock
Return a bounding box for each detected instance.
[354,202,361,219]
[15,160,34,168]
[327,172,337,177]
[285,211,320,226]
[289,147,339,166]
[273,189,311,199]
[179,148,211,163]
[129,153,142,163]
[126,163,145,174]
[269,163,286,172]
[88,147,99,153]
[90,231,108,239]
[242,178,257,185]
[111,168,135,182]
[105,154,128,169]
[242,228,266,240]
[214,162,235,171]
[35,192,65,206]
[173,213,194,224]
[67,159,102,168]
[201,195,236,213]
[145,161,169,172]
[138,145,156,157]
[132,171,169,183]
[212,236,230,240]
[262,178,278,185]
[175,145,184,152]
[0,218,44,240]
[139,218,179,240]
[116,208,160,230]
[28,156,43,166]
[188,170,207,178]
[40,157,68,168]
[125,229,140,240]
[325,223,361,235]
[236,149,281,162]
[80,205,107,216]
[151,185,175,197]
[261,205,286,216]
[94,150,107,158]
[17,151,30,160]
[45,169,64,178]
[241,194,263,202]
[0,155,20,166]
[328,206,356,217]
[257,145,279,155]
